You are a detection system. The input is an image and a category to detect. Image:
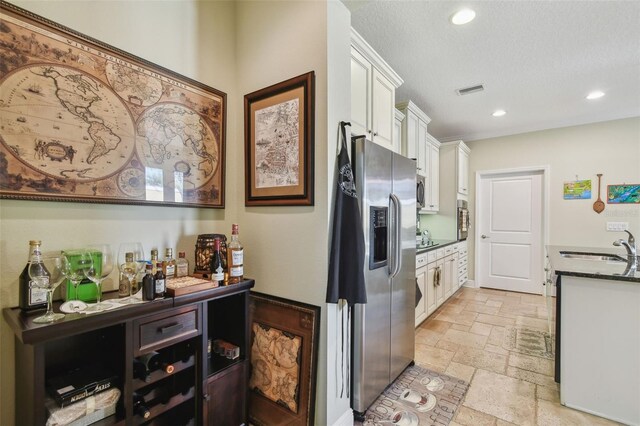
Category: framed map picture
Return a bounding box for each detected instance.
[0,1,226,208]
[244,72,315,206]
[607,184,640,204]
[248,292,320,426]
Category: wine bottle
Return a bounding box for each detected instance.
[133,358,148,382]
[142,264,155,301]
[133,392,151,419]
[162,248,176,278]
[175,251,189,278]
[139,350,174,375]
[226,224,243,284]
[210,238,224,286]
[154,262,166,298]
[19,240,49,311]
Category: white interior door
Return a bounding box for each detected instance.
[478,171,543,294]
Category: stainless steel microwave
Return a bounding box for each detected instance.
[417,175,426,209]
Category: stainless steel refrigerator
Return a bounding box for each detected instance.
[351,136,416,414]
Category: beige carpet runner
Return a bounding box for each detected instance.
[356,364,469,426]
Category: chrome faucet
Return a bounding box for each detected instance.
[613,230,637,268]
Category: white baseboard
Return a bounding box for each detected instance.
[463,279,477,288]
[331,408,354,426]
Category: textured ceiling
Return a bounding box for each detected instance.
[345,0,640,142]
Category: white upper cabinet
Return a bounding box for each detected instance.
[396,100,432,177]
[394,109,405,150]
[350,29,403,153]
[426,133,440,212]
[457,145,470,197]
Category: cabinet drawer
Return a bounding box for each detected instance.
[135,306,200,355]
[444,245,454,256]
[452,244,460,253]
[458,256,468,268]
[458,265,468,276]
[416,253,428,269]
[458,274,468,286]
[427,251,437,263]
[436,248,445,259]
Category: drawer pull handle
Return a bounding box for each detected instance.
[160,323,183,334]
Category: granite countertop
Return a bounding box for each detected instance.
[547,245,640,283]
[416,239,459,254]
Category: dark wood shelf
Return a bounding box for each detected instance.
[133,355,195,391]
[134,386,195,424]
[207,353,243,378]
[3,279,255,426]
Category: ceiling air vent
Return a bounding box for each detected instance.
[456,84,484,96]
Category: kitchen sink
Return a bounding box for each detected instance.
[560,251,627,262]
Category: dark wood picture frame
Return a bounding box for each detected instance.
[0,1,226,208]
[244,72,315,206]
[248,291,320,426]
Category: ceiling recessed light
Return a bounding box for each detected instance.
[492,110,506,117]
[451,9,476,25]
[586,91,605,100]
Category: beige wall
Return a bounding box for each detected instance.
[0,1,352,425]
[466,117,640,283]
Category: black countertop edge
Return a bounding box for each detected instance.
[417,239,459,254]
[547,245,640,283]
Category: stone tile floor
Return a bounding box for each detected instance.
[416,287,620,426]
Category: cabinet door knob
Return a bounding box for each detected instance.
[373,132,378,136]
[203,393,211,402]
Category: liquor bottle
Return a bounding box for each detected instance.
[19,240,49,311]
[150,249,159,274]
[154,261,166,298]
[175,252,189,278]
[139,350,174,375]
[133,392,151,419]
[162,248,176,278]
[142,264,155,301]
[210,239,224,286]
[118,271,130,298]
[227,224,244,284]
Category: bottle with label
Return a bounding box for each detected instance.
[154,262,166,298]
[19,240,49,311]
[142,264,155,301]
[162,248,176,278]
[227,224,244,284]
[210,239,225,286]
[175,252,189,278]
[150,249,159,274]
[154,261,166,298]
[118,271,130,298]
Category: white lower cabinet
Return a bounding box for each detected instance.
[456,241,468,288]
[416,244,462,327]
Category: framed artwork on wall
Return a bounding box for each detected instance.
[563,180,592,200]
[607,184,640,204]
[244,71,315,206]
[0,1,226,208]
[248,292,320,426]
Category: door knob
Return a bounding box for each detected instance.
[481,234,489,239]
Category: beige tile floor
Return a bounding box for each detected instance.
[416,287,620,426]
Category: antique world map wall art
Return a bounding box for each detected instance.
[0,2,226,207]
[244,72,314,206]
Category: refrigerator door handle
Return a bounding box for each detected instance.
[389,193,402,279]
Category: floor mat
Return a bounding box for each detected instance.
[355,364,469,426]
[503,326,554,359]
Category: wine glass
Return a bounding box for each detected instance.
[81,245,114,311]
[59,252,90,313]
[29,256,66,323]
[117,242,145,304]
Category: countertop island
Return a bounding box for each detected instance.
[547,245,639,425]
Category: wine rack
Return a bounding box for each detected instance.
[3,279,255,426]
